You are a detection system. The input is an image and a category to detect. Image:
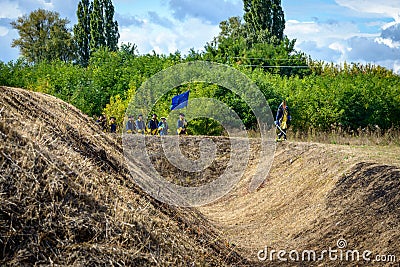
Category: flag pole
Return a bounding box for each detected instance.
[186,86,189,114]
[185,87,189,135]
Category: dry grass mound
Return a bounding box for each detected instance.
[144,135,231,187]
[0,86,246,266]
[2,86,399,267]
[297,162,400,265]
[200,142,400,266]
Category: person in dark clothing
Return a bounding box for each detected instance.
[148,114,159,135]
[110,116,117,133]
[177,113,187,135]
[136,114,146,134]
[96,114,107,132]
[275,100,291,141]
[158,117,169,136]
[125,115,135,133]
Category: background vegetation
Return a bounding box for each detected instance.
[1,0,399,137]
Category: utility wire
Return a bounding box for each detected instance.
[240,65,309,68]
[230,57,303,61]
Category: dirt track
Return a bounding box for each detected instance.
[1,86,400,266]
[200,142,400,265]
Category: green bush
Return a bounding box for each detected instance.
[1,51,399,135]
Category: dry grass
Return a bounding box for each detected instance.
[292,126,400,146]
[143,135,231,187]
[0,86,247,266]
[248,126,400,146]
[200,141,400,265]
[2,86,400,267]
[297,162,400,265]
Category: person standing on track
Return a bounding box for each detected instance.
[275,100,291,141]
[125,115,135,133]
[158,117,169,136]
[148,114,159,135]
[96,114,107,132]
[136,114,146,134]
[110,116,117,133]
[177,113,187,135]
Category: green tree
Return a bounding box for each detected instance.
[203,0,305,74]
[90,0,105,52]
[243,0,285,41]
[204,17,247,62]
[74,0,91,66]
[75,0,119,63]
[103,0,119,51]
[271,0,285,40]
[204,14,308,76]
[11,9,75,63]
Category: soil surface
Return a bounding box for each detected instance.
[0,86,246,266]
[1,86,400,266]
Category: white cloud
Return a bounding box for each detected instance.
[116,13,144,27]
[329,42,350,54]
[148,11,174,28]
[382,20,399,30]
[285,15,400,74]
[335,0,400,22]
[0,1,23,19]
[285,20,320,35]
[375,37,400,49]
[285,20,376,48]
[119,17,219,55]
[394,61,400,73]
[39,0,54,9]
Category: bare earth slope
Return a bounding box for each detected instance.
[1,86,400,266]
[0,86,246,266]
[200,142,400,266]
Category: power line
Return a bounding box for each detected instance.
[229,57,306,61]
[240,65,309,68]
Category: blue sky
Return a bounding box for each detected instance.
[0,0,399,73]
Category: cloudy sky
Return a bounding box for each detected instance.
[0,0,399,73]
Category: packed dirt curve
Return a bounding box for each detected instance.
[1,86,400,266]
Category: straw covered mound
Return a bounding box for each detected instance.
[0,86,246,266]
[201,142,400,266]
[1,86,400,266]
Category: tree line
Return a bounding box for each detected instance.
[2,0,400,136]
[1,49,399,135]
[10,0,119,66]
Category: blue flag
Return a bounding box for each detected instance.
[170,90,189,110]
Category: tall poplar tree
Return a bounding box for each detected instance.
[74,0,119,65]
[271,0,285,40]
[103,0,119,51]
[73,0,91,66]
[243,0,285,41]
[89,0,105,52]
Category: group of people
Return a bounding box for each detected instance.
[96,115,117,133]
[96,100,291,141]
[97,113,188,136]
[131,113,188,135]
